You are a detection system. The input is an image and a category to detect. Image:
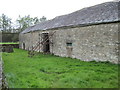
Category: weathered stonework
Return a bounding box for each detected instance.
[19,23,119,64]
[0,60,2,89]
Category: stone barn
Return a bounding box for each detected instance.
[19,1,120,64]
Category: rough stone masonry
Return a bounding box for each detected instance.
[0,60,2,89]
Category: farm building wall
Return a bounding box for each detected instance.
[19,23,119,64]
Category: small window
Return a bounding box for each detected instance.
[66,43,72,46]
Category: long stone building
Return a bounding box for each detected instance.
[19,1,120,64]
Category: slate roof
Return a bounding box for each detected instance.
[21,1,120,34]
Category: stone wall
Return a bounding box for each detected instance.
[19,23,119,64]
[0,60,2,89]
[0,59,8,89]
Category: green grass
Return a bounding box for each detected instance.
[2,48,119,88]
[0,42,19,44]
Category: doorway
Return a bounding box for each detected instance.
[66,42,73,57]
[23,43,25,50]
[42,33,50,53]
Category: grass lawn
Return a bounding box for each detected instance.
[2,48,119,88]
[0,42,19,44]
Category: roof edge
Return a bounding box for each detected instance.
[21,21,120,34]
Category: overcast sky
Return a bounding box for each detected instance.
[0,0,113,21]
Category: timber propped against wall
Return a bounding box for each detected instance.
[28,31,56,57]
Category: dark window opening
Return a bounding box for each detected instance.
[66,42,72,46]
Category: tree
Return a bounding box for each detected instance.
[0,17,2,29]
[16,15,47,32]
[33,17,39,24]
[40,16,47,22]
[16,15,33,32]
[0,14,12,32]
